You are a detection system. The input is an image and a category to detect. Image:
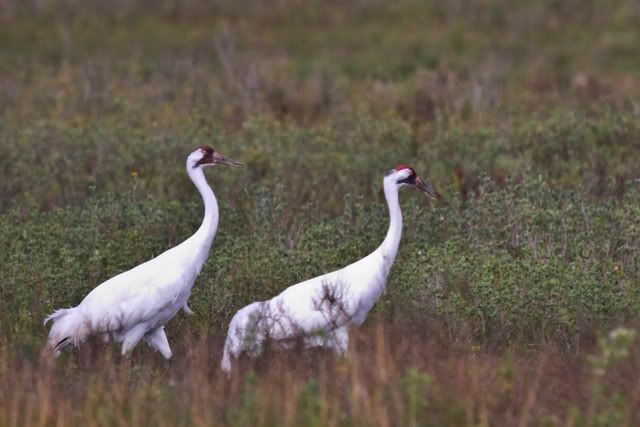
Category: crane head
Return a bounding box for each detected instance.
[189,146,244,169]
[386,164,441,199]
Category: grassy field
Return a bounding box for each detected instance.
[2,0,640,425]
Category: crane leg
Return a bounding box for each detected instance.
[304,333,331,349]
[303,327,349,354]
[331,327,349,356]
[121,325,147,356]
[144,326,173,360]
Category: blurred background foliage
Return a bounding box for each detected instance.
[2,0,640,424]
[2,0,640,212]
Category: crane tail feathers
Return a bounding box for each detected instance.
[221,323,239,375]
[221,317,247,375]
[221,345,232,374]
[43,308,71,326]
[44,307,88,353]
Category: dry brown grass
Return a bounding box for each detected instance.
[2,321,639,426]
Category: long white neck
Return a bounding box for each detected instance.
[377,181,403,276]
[185,165,219,258]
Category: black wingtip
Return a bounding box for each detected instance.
[54,336,70,350]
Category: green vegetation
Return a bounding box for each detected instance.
[1,0,640,424]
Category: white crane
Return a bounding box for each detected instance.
[44,146,242,359]
[221,164,440,374]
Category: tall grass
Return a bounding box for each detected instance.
[2,322,639,426]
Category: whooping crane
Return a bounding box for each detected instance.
[44,146,243,359]
[221,164,440,374]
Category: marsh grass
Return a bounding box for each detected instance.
[2,321,640,426]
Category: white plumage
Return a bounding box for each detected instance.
[221,164,440,374]
[44,146,242,359]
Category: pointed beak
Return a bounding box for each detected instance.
[415,176,441,199]
[212,152,244,168]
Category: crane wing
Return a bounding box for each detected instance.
[77,255,191,334]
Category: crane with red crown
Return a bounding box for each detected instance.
[221,164,440,374]
[45,146,243,360]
